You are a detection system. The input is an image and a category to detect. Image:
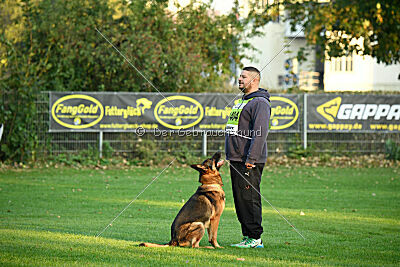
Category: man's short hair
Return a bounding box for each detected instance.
[243,66,261,81]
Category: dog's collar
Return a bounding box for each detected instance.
[200,184,222,189]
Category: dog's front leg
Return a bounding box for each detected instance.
[208,217,222,248]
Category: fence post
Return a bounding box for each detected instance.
[202,131,207,156]
[303,93,308,150]
[0,124,3,142]
[99,131,103,158]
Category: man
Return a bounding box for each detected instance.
[225,66,271,248]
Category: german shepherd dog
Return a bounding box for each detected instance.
[140,152,225,248]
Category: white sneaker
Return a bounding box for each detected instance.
[230,236,248,247]
[233,237,263,248]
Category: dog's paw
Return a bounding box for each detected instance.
[209,241,223,248]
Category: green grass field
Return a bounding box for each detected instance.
[0,164,399,266]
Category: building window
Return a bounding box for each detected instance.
[336,58,342,71]
[345,55,353,71]
[329,54,353,72]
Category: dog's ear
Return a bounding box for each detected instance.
[211,152,222,170]
[211,152,221,162]
[191,164,207,172]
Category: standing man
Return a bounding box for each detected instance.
[225,66,271,248]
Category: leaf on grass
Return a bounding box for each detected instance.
[236,258,245,261]
[300,211,305,216]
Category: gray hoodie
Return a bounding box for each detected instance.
[225,89,271,164]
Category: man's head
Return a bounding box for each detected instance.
[238,66,260,94]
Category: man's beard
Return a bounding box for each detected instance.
[239,84,246,92]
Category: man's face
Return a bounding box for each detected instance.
[238,70,258,92]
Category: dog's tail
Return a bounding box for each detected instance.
[139,242,170,247]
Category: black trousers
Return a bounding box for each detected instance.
[230,161,264,239]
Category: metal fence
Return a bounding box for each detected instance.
[35,92,399,158]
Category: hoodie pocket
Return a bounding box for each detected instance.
[232,136,244,155]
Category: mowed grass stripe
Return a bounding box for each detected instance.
[0,229,323,266]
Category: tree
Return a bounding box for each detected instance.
[280,0,400,65]
[0,0,264,93]
[0,0,267,161]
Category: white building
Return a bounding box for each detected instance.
[240,20,319,91]
[324,54,400,92]
[243,16,400,92]
[170,0,400,92]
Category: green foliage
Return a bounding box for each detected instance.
[102,141,114,158]
[280,0,400,65]
[0,34,39,162]
[131,139,160,165]
[385,139,400,161]
[0,0,268,162]
[286,144,312,158]
[284,134,312,158]
[1,0,260,93]
[49,145,99,166]
[45,142,119,166]
[173,144,202,165]
[130,140,201,166]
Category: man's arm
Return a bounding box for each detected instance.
[246,99,270,166]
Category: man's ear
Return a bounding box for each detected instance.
[191,164,206,172]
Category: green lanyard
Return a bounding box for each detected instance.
[225,98,254,139]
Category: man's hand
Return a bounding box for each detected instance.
[245,163,255,169]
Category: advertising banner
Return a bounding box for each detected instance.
[49,92,300,132]
[307,94,400,132]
